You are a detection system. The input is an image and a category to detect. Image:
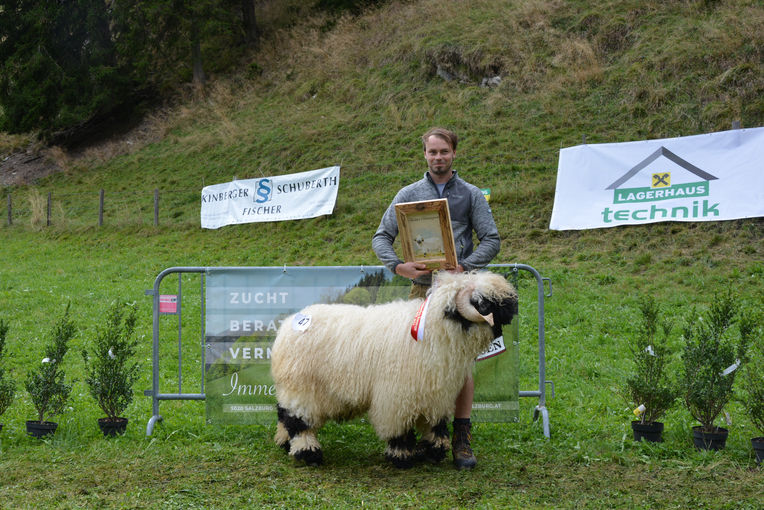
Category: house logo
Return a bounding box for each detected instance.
[601,146,720,224]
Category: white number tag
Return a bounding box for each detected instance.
[292,313,312,332]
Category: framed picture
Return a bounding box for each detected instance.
[395,198,458,270]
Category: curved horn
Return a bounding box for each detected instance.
[454,286,494,326]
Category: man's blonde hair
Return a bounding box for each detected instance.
[422,127,458,152]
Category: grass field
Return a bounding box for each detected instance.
[0,230,761,508]
[1,0,763,508]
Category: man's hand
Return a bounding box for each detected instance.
[395,261,432,279]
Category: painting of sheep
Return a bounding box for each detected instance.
[270,270,518,468]
[414,233,444,256]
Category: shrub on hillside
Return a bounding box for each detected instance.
[0,319,15,420]
[81,302,140,422]
[25,306,76,424]
[739,327,764,435]
[623,296,678,424]
[680,291,753,433]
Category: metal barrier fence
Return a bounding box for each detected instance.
[144,263,553,437]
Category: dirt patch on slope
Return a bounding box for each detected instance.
[0,147,63,187]
[0,113,168,187]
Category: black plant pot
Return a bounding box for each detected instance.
[632,420,664,442]
[692,426,728,451]
[26,420,58,438]
[752,437,764,464]
[98,417,128,437]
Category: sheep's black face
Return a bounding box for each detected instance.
[445,293,518,338]
[471,295,519,338]
[472,295,518,326]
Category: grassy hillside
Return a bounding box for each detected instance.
[0,1,762,507]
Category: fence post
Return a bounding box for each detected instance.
[99,189,104,226]
[6,192,10,226]
[47,191,52,226]
[154,189,159,226]
[732,120,741,129]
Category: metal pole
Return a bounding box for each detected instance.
[6,193,11,226]
[178,274,183,394]
[154,189,159,226]
[98,189,104,226]
[200,274,206,394]
[47,191,51,226]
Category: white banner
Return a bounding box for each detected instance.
[201,166,340,229]
[549,127,764,230]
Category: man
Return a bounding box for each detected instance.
[372,127,501,469]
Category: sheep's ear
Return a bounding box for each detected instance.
[454,286,493,325]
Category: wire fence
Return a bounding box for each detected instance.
[0,149,565,229]
[2,187,203,229]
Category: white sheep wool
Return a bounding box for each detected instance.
[270,270,518,467]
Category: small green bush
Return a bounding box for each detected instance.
[739,324,764,436]
[623,296,678,424]
[680,291,752,433]
[25,306,76,423]
[82,302,140,421]
[0,319,16,419]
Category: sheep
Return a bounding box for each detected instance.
[414,234,444,256]
[270,270,518,468]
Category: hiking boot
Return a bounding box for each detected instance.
[452,421,477,469]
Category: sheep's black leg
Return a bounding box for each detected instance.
[385,429,416,469]
[274,405,291,453]
[414,418,450,463]
[277,405,323,466]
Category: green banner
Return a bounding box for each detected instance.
[205,266,519,425]
[205,267,409,424]
[612,181,709,204]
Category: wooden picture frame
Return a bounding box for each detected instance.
[395,198,458,270]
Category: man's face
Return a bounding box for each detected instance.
[424,135,455,179]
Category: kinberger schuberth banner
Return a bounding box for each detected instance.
[549,127,764,230]
[201,166,340,229]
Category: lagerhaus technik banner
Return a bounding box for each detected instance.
[549,127,764,230]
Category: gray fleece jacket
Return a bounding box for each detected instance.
[372,171,501,285]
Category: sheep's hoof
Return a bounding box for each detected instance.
[414,440,447,464]
[294,447,324,466]
[386,452,415,469]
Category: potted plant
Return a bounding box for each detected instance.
[0,319,16,433]
[623,296,678,442]
[680,291,752,451]
[739,323,764,463]
[82,301,140,436]
[24,306,76,438]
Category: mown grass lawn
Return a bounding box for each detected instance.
[0,228,761,508]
